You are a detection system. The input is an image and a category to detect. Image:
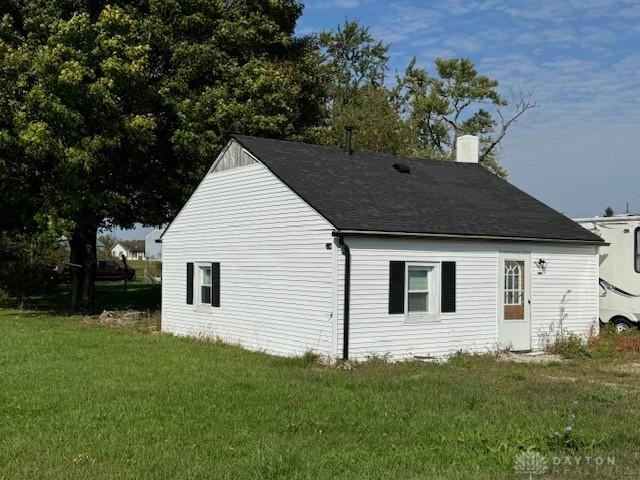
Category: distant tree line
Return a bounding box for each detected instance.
[0,2,533,311]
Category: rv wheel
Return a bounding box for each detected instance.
[612,317,634,333]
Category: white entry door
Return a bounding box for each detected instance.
[498,254,531,351]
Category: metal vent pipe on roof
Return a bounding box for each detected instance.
[344,126,354,155]
[393,163,410,173]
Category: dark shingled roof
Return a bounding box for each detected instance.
[117,240,145,252]
[233,135,603,244]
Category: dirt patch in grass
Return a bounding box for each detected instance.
[89,309,160,333]
[543,374,577,383]
[498,351,563,364]
[610,362,640,374]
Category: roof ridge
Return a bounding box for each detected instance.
[232,134,483,168]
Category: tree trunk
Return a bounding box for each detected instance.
[69,224,98,313]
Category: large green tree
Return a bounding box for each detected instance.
[318,20,535,175]
[325,85,413,155]
[0,0,325,311]
[314,21,411,155]
[397,58,535,176]
[319,20,388,105]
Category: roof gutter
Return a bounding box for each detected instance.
[336,235,351,361]
[333,229,608,246]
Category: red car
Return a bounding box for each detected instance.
[57,260,136,282]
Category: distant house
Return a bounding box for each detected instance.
[144,228,164,261]
[111,240,145,260]
[160,135,604,361]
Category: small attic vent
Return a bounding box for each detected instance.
[393,163,410,174]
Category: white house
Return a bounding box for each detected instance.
[160,135,604,361]
[111,240,146,261]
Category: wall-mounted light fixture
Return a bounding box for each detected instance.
[534,258,547,275]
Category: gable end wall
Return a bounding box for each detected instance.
[162,143,336,357]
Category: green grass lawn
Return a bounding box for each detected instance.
[125,260,162,279]
[1,307,640,479]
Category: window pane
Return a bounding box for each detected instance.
[201,267,211,286]
[201,286,211,304]
[408,267,429,291]
[408,292,428,312]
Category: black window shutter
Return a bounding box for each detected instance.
[212,262,220,307]
[441,262,456,313]
[388,261,405,314]
[186,262,194,305]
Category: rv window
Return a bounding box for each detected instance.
[635,228,640,273]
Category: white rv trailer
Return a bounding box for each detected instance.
[575,215,640,331]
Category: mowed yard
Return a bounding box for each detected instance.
[1,283,640,479]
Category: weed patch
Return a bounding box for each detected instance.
[580,387,624,404]
[546,333,592,359]
[590,327,640,355]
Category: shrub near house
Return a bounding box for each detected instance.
[0,234,65,300]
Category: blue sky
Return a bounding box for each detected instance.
[299,0,640,218]
[117,0,639,239]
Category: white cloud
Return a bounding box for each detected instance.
[363,1,640,129]
[494,0,623,21]
[334,0,361,7]
[305,0,362,9]
[369,2,443,43]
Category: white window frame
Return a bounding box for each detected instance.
[504,261,524,306]
[404,262,440,322]
[195,263,212,307]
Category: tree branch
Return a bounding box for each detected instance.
[479,94,537,162]
[425,110,442,152]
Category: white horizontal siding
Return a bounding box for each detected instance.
[530,245,599,349]
[341,237,499,360]
[340,237,599,361]
[162,145,335,357]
